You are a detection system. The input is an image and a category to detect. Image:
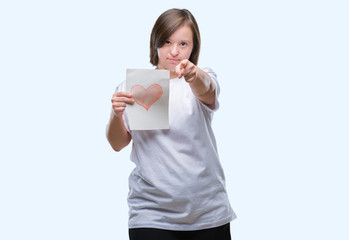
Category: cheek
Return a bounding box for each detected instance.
[184,47,193,59]
[157,48,166,59]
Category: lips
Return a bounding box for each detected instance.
[168,58,180,63]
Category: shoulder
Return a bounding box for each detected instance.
[114,80,126,93]
[201,67,217,79]
[200,67,220,96]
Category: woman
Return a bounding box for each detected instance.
[106,8,236,240]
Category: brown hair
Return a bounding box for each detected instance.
[150,8,201,66]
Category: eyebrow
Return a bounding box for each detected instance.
[168,38,192,43]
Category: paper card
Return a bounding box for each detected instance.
[126,69,170,130]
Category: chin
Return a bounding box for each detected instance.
[164,65,176,72]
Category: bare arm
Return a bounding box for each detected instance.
[176,59,216,109]
[106,92,134,152]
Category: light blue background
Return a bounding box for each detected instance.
[1,0,348,239]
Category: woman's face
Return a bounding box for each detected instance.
[157,24,194,77]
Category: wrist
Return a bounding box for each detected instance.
[111,110,124,120]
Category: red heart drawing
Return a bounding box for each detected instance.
[130,84,163,111]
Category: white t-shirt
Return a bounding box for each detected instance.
[114,68,236,231]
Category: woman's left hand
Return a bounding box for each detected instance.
[175,59,197,83]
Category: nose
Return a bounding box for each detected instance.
[170,45,179,56]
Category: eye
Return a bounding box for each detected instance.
[180,42,187,47]
[165,40,171,45]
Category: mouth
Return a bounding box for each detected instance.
[167,58,181,63]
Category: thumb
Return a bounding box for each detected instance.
[180,59,189,69]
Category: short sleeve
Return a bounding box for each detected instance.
[199,67,220,112]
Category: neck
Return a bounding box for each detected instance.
[156,66,178,79]
[170,71,177,79]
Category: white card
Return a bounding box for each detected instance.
[126,69,170,130]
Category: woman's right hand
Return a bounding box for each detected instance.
[111,92,134,117]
